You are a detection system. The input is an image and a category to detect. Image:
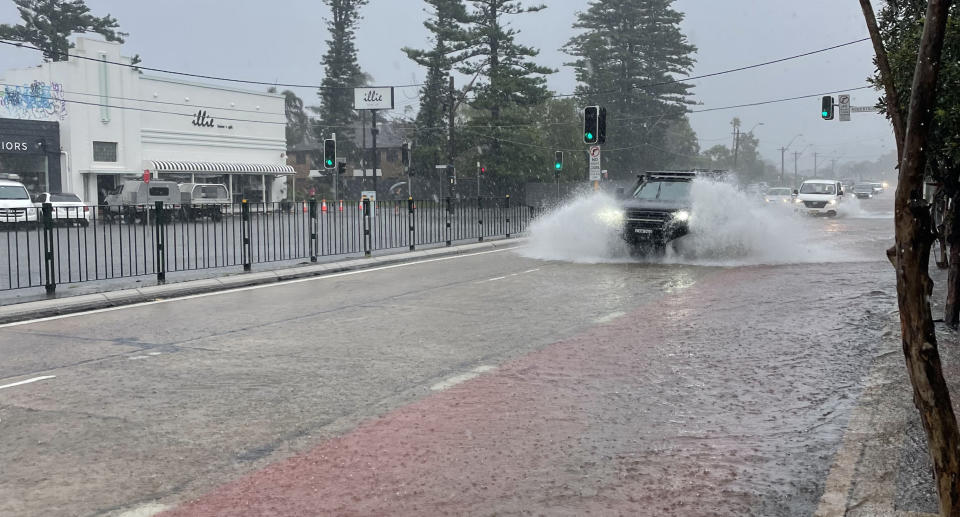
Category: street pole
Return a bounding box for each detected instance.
[361,110,367,185]
[814,152,819,177]
[733,127,740,169]
[779,147,786,185]
[371,109,380,195]
[447,75,455,200]
[476,162,481,197]
[793,152,800,187]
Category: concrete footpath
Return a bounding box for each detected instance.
[0,239,524,325]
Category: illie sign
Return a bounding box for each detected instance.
[354,87,395,111]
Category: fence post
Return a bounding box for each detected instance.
[241,200,252,271]
[154,201,166,283]
[445,197,452,247]
[309,197,318,263]
[505,195,511,239]
[41,202,55,294]
[408,197,415,251]
[477,196,484,242]
[363,197,372,257]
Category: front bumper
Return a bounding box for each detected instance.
[794,202,837,215]
[0,210,39,223]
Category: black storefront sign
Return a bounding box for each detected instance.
[0,118,61,191]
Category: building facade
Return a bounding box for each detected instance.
[0,37,292,205]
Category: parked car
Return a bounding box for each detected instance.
[33,192,91,226]
[794,179,844,217]
[104,180,180,224]
[0,179,39,227]
[178,183,229,221]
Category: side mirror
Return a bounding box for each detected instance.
[792,189,799,196]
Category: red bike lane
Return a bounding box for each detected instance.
[160,264,875,516]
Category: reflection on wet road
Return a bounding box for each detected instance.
[0,198,906,516]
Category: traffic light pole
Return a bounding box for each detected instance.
[447,76,456,199]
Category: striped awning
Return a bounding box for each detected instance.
[146,161,295,175]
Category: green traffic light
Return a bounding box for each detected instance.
[326,160,333,166]
[555,163,562,170]
[585,132,594,141]
[822,111,829,117]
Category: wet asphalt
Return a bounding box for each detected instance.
[0,197,926,516]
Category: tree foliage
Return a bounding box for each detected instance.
[402,0,472,174]
[0,0,127,61]
[564,0,697,177]
[315,0,369,162]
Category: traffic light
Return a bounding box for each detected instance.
[401,142,410,168]
[337,161,346,177]
[554,151,563,171]
[479,165,486,175]
[323,138,336,169]
[583,106,607,145]
[821,96,835,120]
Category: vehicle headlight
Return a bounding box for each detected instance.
[794,198,804,204]
[674,210,690,222]
[828,199,837,205]
[595,208,624,227]
[882,182,889,189]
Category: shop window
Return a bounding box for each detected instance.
[93,141,118,162]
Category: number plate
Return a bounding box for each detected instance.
[634,228,653,235]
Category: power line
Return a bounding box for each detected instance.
[0,39,424,90]
[551,37,871,99]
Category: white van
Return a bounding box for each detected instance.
[0,179,38,226]
[794,179,844,217]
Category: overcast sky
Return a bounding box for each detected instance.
[0,0,894,172]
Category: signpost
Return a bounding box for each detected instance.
[354,87,396,196]
[589,146,602,182]
[838,95,851,122]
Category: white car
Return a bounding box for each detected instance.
[0,179,39,226]
[33,192,91,226]
[764,187,794,205]
[794,179,844,217]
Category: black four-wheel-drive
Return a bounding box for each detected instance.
[619,170,725,255]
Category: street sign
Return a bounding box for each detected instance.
[852,106,878,113]
[354,87,395,110]
[838,95,851,122]
[589,146,602,181]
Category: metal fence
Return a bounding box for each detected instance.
[0,197,539,293]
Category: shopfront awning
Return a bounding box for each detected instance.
[145,161,295,175]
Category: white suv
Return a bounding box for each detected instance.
[0,179,38,226]
[794,179,843,217]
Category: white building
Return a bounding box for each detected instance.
[0,37,292,204]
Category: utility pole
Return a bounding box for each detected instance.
[793,151,801,187]
[361,110,367,184]
[779,147,786,185]
[814,152,819,177]
[732,127,741,169]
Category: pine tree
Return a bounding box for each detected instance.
[0,0,127,62]
[315,0,368,163]
[456,0,555,187]
[402,0,472,174]
[565,0,697,176]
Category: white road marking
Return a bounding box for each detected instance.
[487,276,508,282]
[595,311,626,324]
[0,375,55,390]
[0,247,520,329]
[430,365,497,392]
[115,503,170,517]
[477,267,541,284]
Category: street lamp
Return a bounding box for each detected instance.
[733,122,763,169]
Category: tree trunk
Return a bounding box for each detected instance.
[946,193,960,326]
[889,1,960,515]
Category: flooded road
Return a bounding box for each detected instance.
[0,193,908,516]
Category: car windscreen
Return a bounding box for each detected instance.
[0,185,30,200]
[799,183,836,195]
[767,188,791,196]
[633,180,691,201]
[51,193,82,203]
[854,185,873,191]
